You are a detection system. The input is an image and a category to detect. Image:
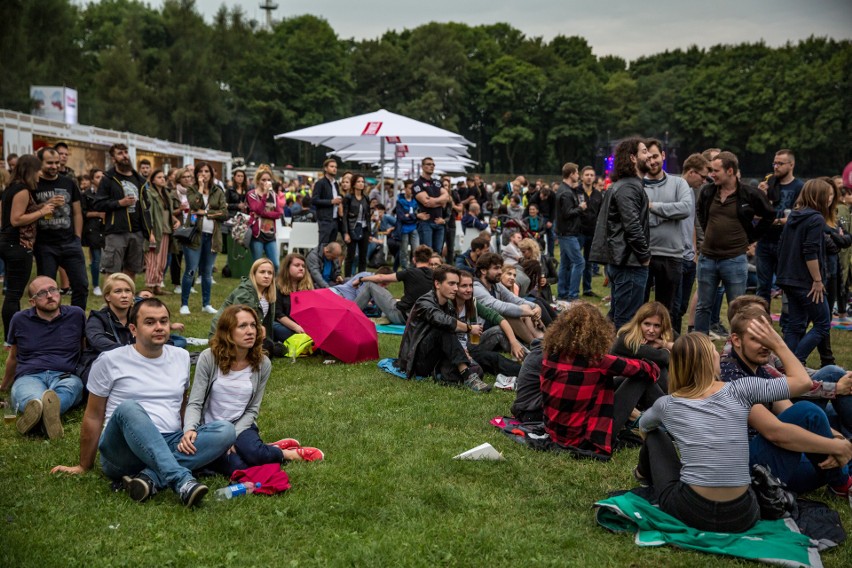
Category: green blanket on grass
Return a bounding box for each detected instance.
[595,492,822,567]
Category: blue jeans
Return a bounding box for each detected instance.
[273,321,296,342]
[398,230,419,269]
[695,254,748,333]
[10,370,83,414]
[208,424,285,476]
[98,400,235,491]
[181,233,217,307]
[544,226,556,257]
[250,238,279,273]
[579,234,594,294]
[606,264,649,329]
[755,240,778,305]
[89,247,102,289]
[803,366,852,436]
[557,235,584,300]
[417,221,445,257]
[750,401,849,494]
[781,284,831,364]
[672,259,697,333]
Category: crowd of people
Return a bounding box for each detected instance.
[1,139,851,534]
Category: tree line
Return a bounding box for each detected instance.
[2,0,849,176]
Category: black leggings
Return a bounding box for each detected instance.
[637,429,760,533]
[612,375,665,436]
[0,240,33,341]
[345,231,369,277]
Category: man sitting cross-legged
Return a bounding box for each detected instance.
[1,276,85,439]
[473,252,544,344]
[720,305,852,500]
[397,265,492,393]
[352,245,434,324]
[52,298,235,508]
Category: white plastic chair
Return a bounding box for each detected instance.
[275,224,291,259]
[460,228,484,252]
[287,222,319,254]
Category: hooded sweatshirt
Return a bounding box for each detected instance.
[776,208,826,289]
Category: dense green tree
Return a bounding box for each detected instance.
[1,2,849,176]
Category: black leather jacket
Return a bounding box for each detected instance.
[589,177,650,267]
[554,182,583,236]
[398,290,459,377]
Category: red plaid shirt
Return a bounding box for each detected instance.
[541,353,659,455]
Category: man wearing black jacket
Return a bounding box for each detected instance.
[555,163,586,301]
[397,265,491,392]
[694,151,774,334]
[579,166,602,297]
[589,138,652,328]
[311,159,341,246]
[95,144,148,279]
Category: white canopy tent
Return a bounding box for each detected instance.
[275,109,475,201]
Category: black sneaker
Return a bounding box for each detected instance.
[60,287,72,296]
[463,373,492,393]
[582,291,599,297]
[709,323,730,340]
[179,480,208,507]
[122,474,156,502]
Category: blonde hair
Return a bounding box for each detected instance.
[254,164,275,187]
[103,273,136,298]
[248,258,276,303]
[617,301,673,353]
[518,238,540,259]
[276,253,314,295]
[669,333,719,397]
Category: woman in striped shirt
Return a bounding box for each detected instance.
[637,319,811,532]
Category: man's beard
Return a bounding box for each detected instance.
[636,157,651,175]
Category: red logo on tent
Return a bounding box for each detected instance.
[385,136,401,143]
[362,122,383,135]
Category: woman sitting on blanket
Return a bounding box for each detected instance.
[612,301,673,393]
[636,322,811,533]
[273,253,314,342]
[180,305,323,476]
[540,302,660,458]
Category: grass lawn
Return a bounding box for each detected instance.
[1,255,851,567]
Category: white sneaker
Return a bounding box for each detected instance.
[173,286,182,294]
[93,286,103,297]
[210,278,217,285]
[195,277,201,285]
[190,287,198,294]
[202,305,218,314]
[179,305,191,315]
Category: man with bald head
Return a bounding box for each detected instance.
[0,276,86,438]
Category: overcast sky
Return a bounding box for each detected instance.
[125,0,852,60]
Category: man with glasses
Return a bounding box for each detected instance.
[0,276,85,439]
[755,149,804,306]
[413,157,450,258]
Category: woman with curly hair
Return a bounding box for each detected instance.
[181,305,323,476]
[540,302,660,458]
[612,301,673,392]
[273,253,314,342]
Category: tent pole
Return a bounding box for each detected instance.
[379,137,385,206]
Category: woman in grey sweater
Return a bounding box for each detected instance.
[179,305,323,475]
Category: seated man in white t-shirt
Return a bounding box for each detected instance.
[52,298,235,507]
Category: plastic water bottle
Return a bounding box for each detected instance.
[214,482,261,500]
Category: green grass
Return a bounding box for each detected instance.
[1,257,850,567]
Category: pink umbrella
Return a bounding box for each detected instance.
[289,289,379,363]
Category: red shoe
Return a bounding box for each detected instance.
[292,447,324,462]
[270,438,301,451]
